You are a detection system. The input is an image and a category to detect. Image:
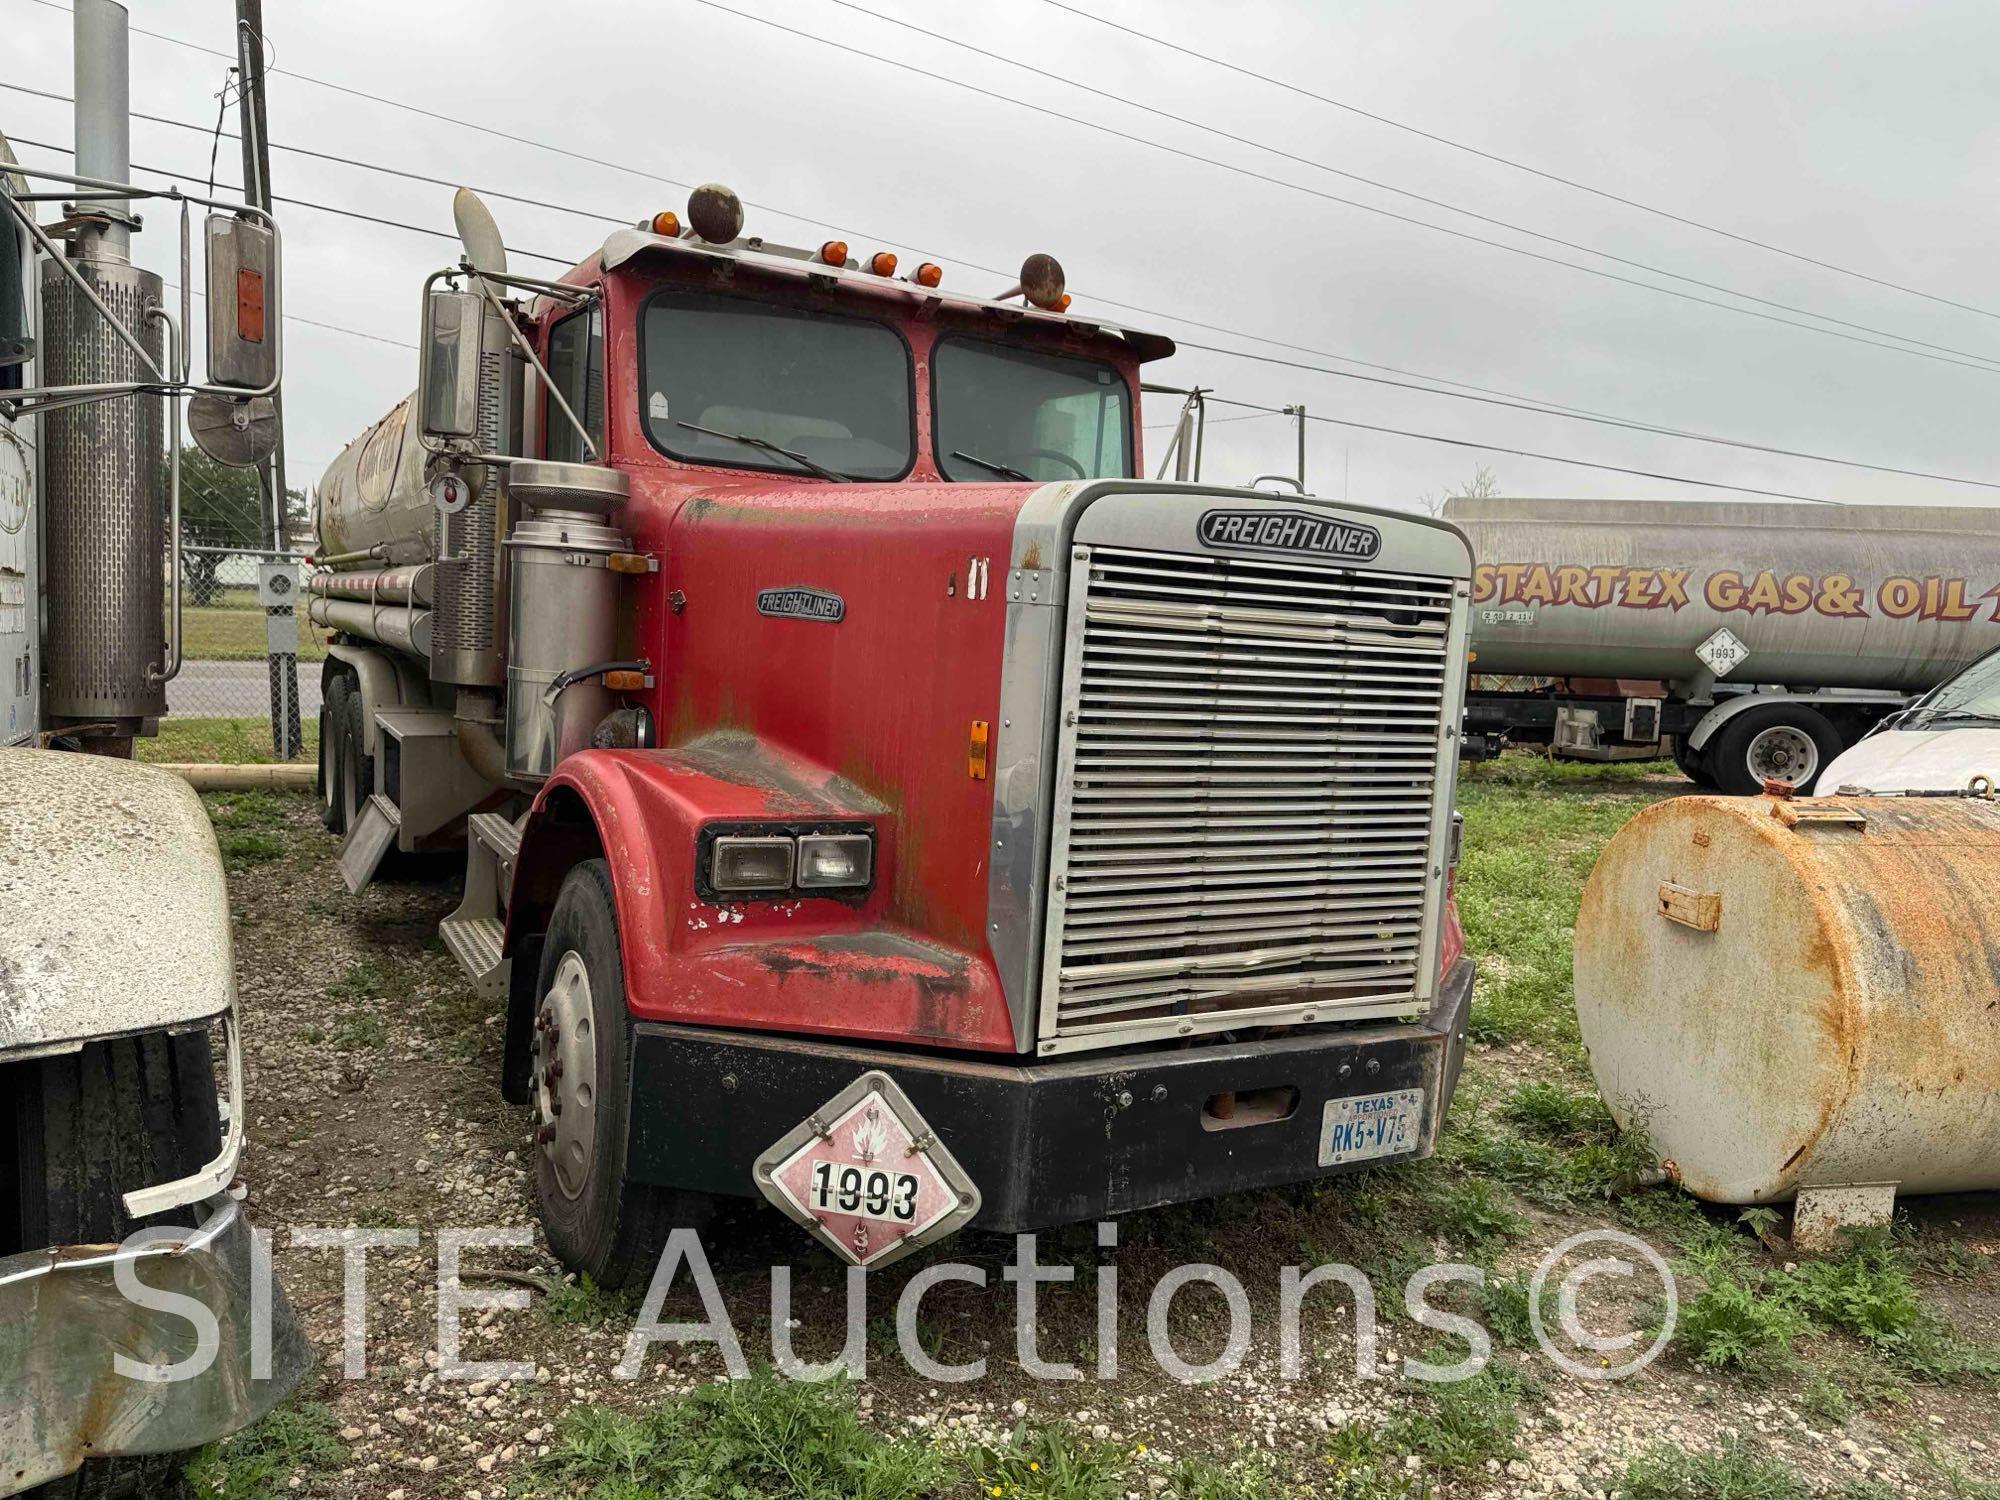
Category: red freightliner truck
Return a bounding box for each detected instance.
[311,184,1476,1279]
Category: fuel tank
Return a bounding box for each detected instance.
[1445,497,2000,691]
[313,394,429,564]
[1574,791,2000,1203]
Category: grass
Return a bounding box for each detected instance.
[201,788,296,870]
[181,587,328,662]
[542,1272,640,1327]
[138,714,318,765]
[182,1398,347,1498]
[1319,1426,1433,1499]
[1613,1433,1809,1500]
[1452,762,1661,1055]
[532,1373,949,1499]
[1386,1358,1535,1473]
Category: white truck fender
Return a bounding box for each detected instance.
[324,641,428,759]
[1685,690,1900,752]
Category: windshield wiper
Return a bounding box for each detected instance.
[676,420,853,482]
[950,449,1031,481]
[1909,709,2000,730]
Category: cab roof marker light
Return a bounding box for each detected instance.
[649,210,681,237]
[868,251,898,277]
[819,239,850,267]
[908,262,943,288]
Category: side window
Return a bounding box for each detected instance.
[543,304,602,462]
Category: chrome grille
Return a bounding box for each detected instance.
[1042,544,1455,1042]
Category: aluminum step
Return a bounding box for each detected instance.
[468,810,522,865]
[440,913,509,1002]
[337,793,401,894]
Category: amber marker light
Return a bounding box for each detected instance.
[869,251,899,277]
[912,262,943,287]
[650,210,681,237]
[968,720,990,780]
[819,239,849,266]
[604,670,648,691]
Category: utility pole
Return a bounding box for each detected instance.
[1283,403,1307,491]
[234,0,299,757]
[233,0,284,554]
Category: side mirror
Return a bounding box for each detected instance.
[420,289,483,440]
[204,213,276,388]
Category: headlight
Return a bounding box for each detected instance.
[709,835,796,893]
[797,832,873,889]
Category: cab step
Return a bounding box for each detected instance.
[442,808,527,1000]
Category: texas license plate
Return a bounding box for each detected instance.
[1318,1087,1425,1166]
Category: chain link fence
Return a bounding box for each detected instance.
[150,448,319,764]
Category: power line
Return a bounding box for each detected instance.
[823,0,2000,372]
[693,1,2000,379]
[1204,395,1840,504]
[1170,339,2000,492]
[7,11,1967,500]
[30,3,1986,471]
[1034,0,2000,326]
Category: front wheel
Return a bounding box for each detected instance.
[530,860,709,1288]
[1709,705,1843,796]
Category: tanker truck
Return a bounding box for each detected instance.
[1,7,307,1496]
[309,184,1478,1280]
[1445,495,2000,794]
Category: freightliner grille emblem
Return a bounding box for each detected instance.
[756,586,845,622]
[1197,508,1382,562]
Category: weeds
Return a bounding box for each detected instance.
[331,1011,387,1050]
[183,1399,347,1499]
[1613,1433,1809,1499]
[531,1371,948,1499]
[1158,1448,1281,1499]
[323,958,387,1002]
[1385,1357,1535,1473]
[968,1420,1127,1499]
[1319,1426,1433,1499]
[1420,1177,1527,1248]
[202,790,292,871]
[542,1273,638,1327]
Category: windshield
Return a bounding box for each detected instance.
[1909,648,2000,726]
[932,336,1130,483]
[640,289,913,480]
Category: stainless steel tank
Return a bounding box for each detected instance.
[1574,792,2000,1204]
[39,256,164,723]
[502,462,629,779]
[1445,497,2000,691]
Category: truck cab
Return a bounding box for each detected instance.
[314,188,1477,1277]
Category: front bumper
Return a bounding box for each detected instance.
[630,954,1474,1232]
[0,1195,312,1498]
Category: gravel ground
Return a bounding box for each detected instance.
[210,787,2000,1498]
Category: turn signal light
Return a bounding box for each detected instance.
[1055,292,1072,312]
[819,239,849,266]
[913,262,943,288]
[868,251,898,277]
[603,669,648,691]
[650,210,681,237]
[606,552,655,575]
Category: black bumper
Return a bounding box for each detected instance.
[628,955,1474,1232]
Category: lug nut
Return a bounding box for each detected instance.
[550,1059,564,1081]
[537,1124,556,1144]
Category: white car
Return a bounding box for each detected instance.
[1816,645,2000,794]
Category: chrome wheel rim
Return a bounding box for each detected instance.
[1747,724,1818,785]
[533,951,598,1200]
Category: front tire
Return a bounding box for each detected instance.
[530,860,706,1288]
[1709,704,1842,795]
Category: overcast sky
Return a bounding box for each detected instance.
[9,0,2000,512]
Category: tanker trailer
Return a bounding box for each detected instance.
[1572,788,2000,1247]
[1443,496,2000,793]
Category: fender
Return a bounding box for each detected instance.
[505,736,1015,1054]
[323,642,428,759]
[1686,689,1899,751]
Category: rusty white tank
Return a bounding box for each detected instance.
[1574,791,2000,1204]
[313,393,429,564]
[1445,497,2000,692]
